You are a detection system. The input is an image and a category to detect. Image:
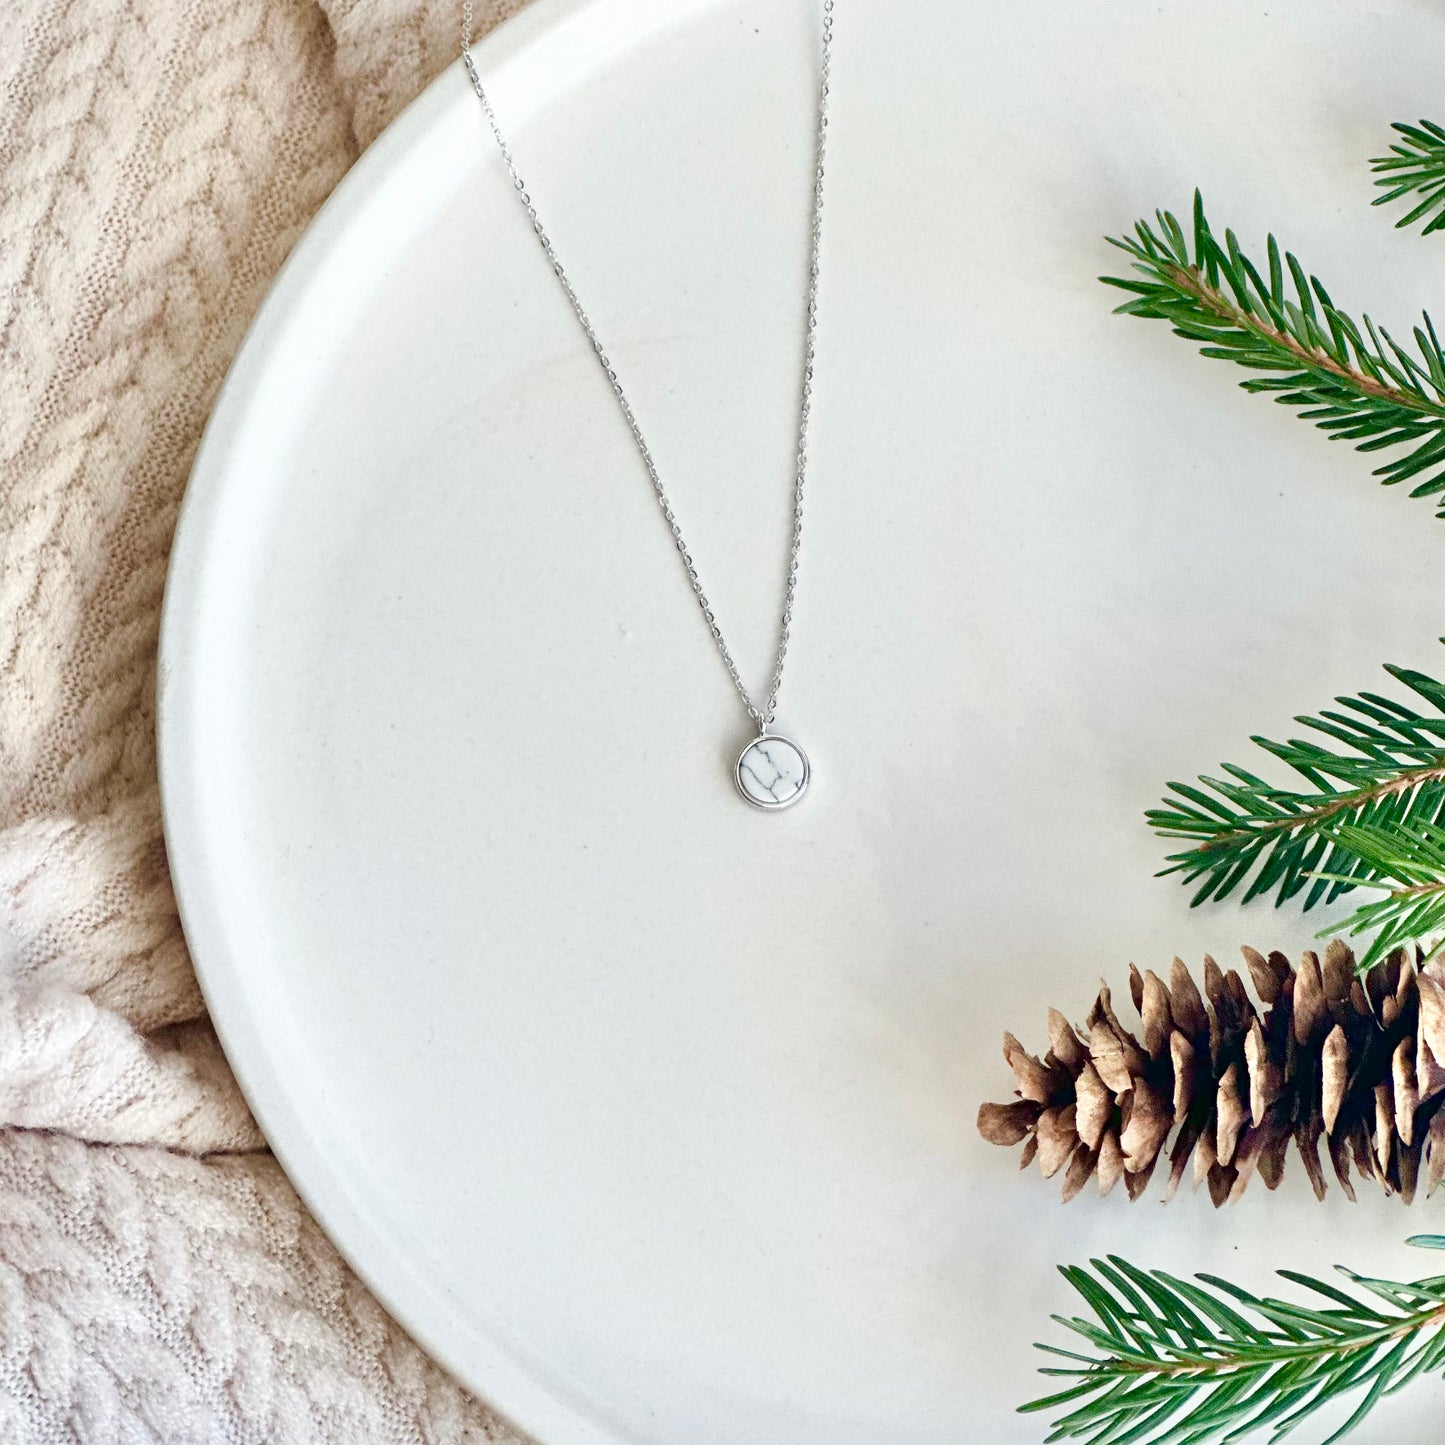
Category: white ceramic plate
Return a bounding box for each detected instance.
[159,2,1445,1441]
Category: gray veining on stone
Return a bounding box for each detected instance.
[736,736,808,808]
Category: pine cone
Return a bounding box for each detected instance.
[977,941,1445,1206]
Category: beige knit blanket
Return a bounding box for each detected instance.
[0,2,538,1439]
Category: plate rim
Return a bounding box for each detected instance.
[156,3,685,1442]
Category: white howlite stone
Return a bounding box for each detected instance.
[735,735,810,809]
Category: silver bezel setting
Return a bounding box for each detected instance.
[734,734,811,811]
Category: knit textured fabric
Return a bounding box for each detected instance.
[1,1,532,1439]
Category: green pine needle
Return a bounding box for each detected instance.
[1371,120,1445,236]
[1101,192,1445,515]
[1149,654,1445,962]
[1027,1243,1445,1444]
[1313,817,1445,969]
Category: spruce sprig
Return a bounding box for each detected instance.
[1101,194,1445,514]
[1316,818,1445,969]
[1148,659,1445,941]
[1371,120,1445,236]
[1027,1239,1445,1444]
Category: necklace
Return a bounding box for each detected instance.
[461,0,834,811]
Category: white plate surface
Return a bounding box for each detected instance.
[159,2,1445,1441]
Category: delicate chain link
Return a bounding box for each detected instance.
[461,0,834,734]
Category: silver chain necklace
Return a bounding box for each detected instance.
[461,0,834,810]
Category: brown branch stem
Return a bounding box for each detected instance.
[1388,877,1445,901]
[1161,260,1445,418]
[1190,763,1445,858]
[1111,1300,1445,1379]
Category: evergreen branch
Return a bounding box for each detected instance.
[1026,1241,1445,1444]
[1149,657,1445,920]
[1314,818,1445,968]
[1101,193,1445,515]
[1371,120,1445,236]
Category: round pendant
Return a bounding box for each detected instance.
[734,734,810,811]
